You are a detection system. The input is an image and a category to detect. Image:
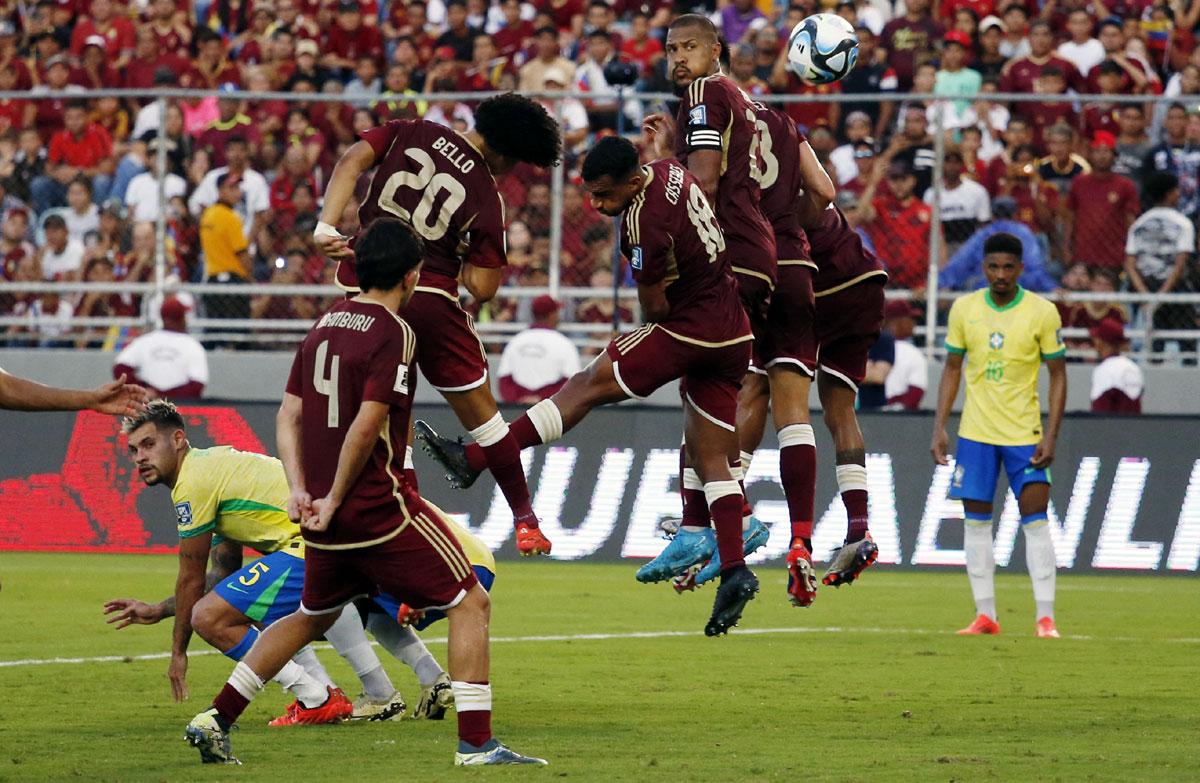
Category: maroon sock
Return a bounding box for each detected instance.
[780,442,816,537]
[843,489,870,542]
[710,493,746,571]
[457,709,492,748]
[213,684,250,727]
[790,521,813,549]
[464,414,541,472]
[481,433,538,527]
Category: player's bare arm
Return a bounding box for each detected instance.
[276,392,312,524]
[307,400,391,533]
[931,352,964,465]
[169,530,213,702]
[642,113,676,159]
[315,140,378,259]
[461,263,503,303]
[685,148,722,204]
[797,140,836,219]
[636,279,670,322]
[1032,356,1067,469]
[0,369,148,415]
[104,540,243,628]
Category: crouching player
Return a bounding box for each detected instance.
[108,400,465,722]
[184,218,544,766]
[418,137,759,637]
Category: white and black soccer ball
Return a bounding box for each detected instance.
[786,13,859,85]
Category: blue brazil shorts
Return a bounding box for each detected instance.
[949,436,1051,504]
[213,548,305,626]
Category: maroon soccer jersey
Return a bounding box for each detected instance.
[285,298,419,548]
[343,120,506,289]
[620,159,750,345]
[755,105,812,266]
[810,205,887,294]
[673,74,776,286]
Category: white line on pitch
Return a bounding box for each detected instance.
[1,626,1196,669]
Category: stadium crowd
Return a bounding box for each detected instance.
[0,0,1196,354]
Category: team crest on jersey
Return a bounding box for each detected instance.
[688,106,707,126]
[175,502,192,527]
[630,246,643,270]
[394,363,409,394]
[989,331,1005,350]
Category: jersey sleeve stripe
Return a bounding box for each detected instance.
[217,499,285,514]
[178,521,217,538]
[1041,349,1066,359]
[945,343,966,355]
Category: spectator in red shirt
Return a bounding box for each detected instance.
[73,35,122,88]
[1066,131,1139,270]
[857,160,941,290]
[182,27,241,89]
[880,0,944,90]
[146,0,192,58]
[1024,66,1076,152]
[1088,17,1154,94]
[1080,60,1125,140]
[0,20,33,91]
[493,0,535,60]
[458,34,513,91]
[70,0,135,70]
[620,11,663,77]
[195,84,263,168]
[31,100,114,214]
[325,1,385,77]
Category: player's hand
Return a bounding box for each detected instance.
[1030,437,1055,470]
[168,651,188,702]
[931,428,950,465]
[314,231,354,261]
[91,375,150,416]
[303,496,337,533]
[103,598,163,628]
[642,113,675,159]
[287,489,314,524]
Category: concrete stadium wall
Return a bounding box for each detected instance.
[1,403,1196,575]
[1,348,1197,414]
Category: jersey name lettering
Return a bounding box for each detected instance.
[316,311,376,333]
[431,135,477,174]
[664,164,685,205]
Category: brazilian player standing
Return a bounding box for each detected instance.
[931,233,1067,638]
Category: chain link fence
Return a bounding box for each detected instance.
[1,88,1199,362]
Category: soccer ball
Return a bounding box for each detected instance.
[787,13,859,85]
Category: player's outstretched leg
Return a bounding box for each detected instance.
[446,585,547,766]
[818,372,879,587]
[185,609,343,763]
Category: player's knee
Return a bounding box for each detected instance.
[453,585,491,624]
[190,596,231,642]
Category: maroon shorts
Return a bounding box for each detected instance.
[605,324,752,431]
[402,284,490,393]
[300,497,479,615]
[814,278,886,391]
[760,263,817,374]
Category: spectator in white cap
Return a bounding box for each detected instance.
[112,296,209,399]
[541,67,589,156]
[496,295,581,404]
[1089,318,1142,414]
[830,111,873,186]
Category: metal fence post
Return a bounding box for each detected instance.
[153,96,169,329]
[548,97,564,300]
[925,99,946,367]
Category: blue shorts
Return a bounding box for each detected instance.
[950,436,1051,504]
[372,565,494,631]
[212,550,305,626]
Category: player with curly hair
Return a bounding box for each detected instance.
[312,94,562,558]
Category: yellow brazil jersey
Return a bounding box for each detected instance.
[171,446,303,555]
[945,287,1065,446]
[425,500,497,574]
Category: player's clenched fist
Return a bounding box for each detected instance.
[303,496,338,533]
[287,488,313,524]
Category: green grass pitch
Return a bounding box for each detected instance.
[0,553,1196,782]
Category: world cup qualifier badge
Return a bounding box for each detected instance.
[175,501,193,527]
[688,105,707,126]
[631,246,643,270]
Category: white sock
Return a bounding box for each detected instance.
[963,519,997,620]
[1023,520,1057,621]
[527,398,564,444]
[291,645,334,689]
[271,660,327,708]
[835,463,868,494]
[367,612,445,688]
[326,605,394,700]
[451,680,492,712]
[739,450,755,475]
